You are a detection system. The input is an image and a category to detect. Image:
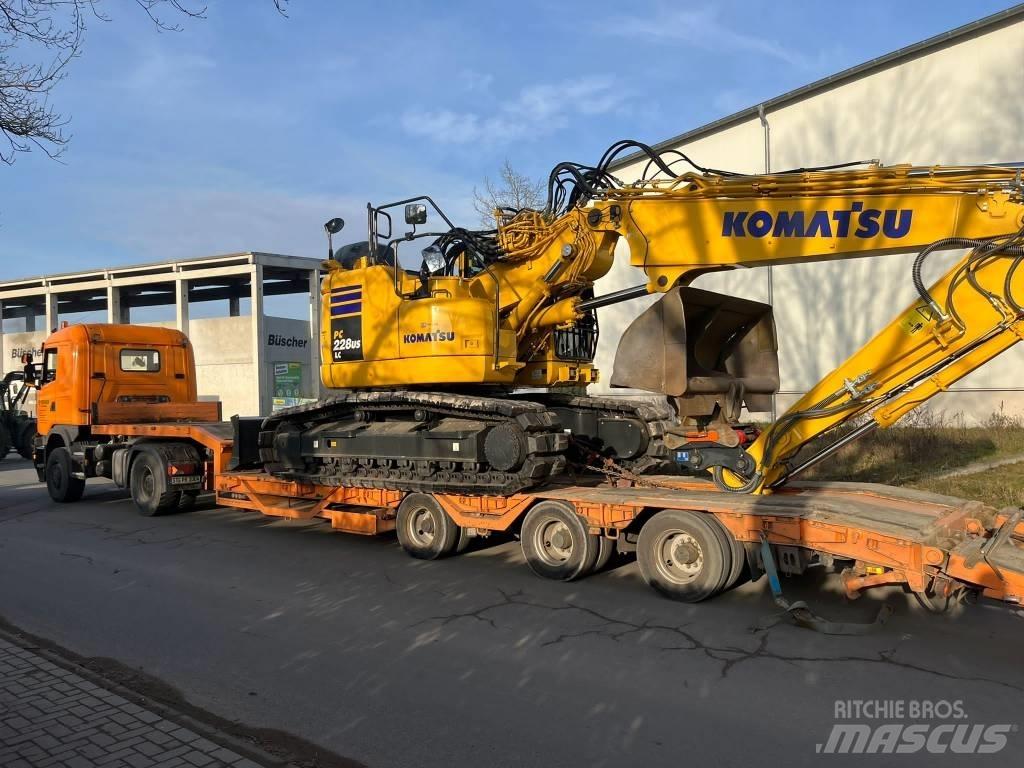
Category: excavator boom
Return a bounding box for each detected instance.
[264,140,1024,497]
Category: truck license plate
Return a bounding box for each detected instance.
[169,475,203,486]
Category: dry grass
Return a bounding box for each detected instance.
[907,462,1024,509]
[793,408,1024,502]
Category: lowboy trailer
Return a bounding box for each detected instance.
[30,324,1024,608]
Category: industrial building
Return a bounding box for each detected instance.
[0,252,322,418]
[595,6,1024,421]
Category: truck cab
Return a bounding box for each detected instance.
[34,324,221,505]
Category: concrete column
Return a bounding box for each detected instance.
[106,285,123,324]
[308,267,321,399]
[0,300,5,352]
[175,278,190,336]
[44,291,57,333]
[228,293,240,317]
[250,265,266,416]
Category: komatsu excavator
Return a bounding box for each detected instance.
[259,140,1024,496]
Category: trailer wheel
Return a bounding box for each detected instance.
[397,493,461,560]
[709,516,747,591]
[130,451,180,517]
[45,447,85,503]
[520,500,600,582]
[637,510,728,602]
[594,535,616,572]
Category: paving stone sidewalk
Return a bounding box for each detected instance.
[0,634,266,768]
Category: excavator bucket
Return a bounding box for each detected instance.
[610,286,779,423]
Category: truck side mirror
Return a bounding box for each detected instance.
[404,204,427,225]
[21,353,36,384]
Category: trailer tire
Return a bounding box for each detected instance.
[638,510,728,602]
[709,516,747,591]
[521,500,600,582]
[397,493,461,560]
[45,447,85,503]
[130,451,180,517]
[594,535,616,572]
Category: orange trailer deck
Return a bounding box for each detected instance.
[95,419,1024,606]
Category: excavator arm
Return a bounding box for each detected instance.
[488,144,1024,493]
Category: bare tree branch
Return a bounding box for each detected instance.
[0,0,288,164]
[473,159,545,227]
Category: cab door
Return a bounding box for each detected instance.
[35,342,81,435]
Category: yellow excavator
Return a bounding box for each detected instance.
[259,140,1024,496]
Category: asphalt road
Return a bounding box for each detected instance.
[2,457,1022,767]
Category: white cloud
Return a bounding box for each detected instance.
[600,6,814,69]
[401,76,624,145]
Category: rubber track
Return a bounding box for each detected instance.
[525,393,676,474]
[258,390,567,495]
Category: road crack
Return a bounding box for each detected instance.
[412,589,1024,691]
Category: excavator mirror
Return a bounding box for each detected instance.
[324,218,345,235]
[404,203,427,225]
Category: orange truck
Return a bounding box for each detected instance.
[29,323,1024,610]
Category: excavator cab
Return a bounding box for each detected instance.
[319,199,524,391]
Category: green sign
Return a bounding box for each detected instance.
[273,362,304,399]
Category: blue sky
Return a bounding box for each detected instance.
[0,0,1018,280]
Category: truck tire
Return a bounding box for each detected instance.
[177,490,200,511]
[0,424,10,461]
[637,510,728,602]
[45,447,85,503]
[396,493,461,560]
[130,451,180,517]
[520,500,600,581]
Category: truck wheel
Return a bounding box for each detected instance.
[17,423,37,461]
[637,510,728,602]
[130,451,180,516]
[0,424,10,461]
[46,447,85,503]
[177,490,200,511]
[396,493,461,560]
[520,500,600,581]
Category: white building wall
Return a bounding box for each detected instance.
[598,17,1024,421]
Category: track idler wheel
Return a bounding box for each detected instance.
[483,422,528,472]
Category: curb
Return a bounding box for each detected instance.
[0,624,293,768]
